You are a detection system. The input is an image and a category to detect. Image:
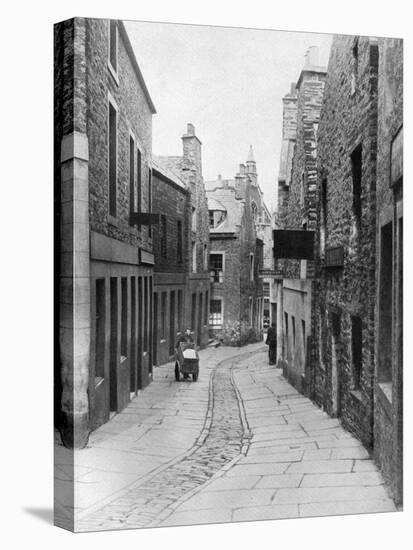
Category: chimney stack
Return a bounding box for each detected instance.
[186,123,195,136]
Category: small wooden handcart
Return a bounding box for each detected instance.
[175,342,199,382]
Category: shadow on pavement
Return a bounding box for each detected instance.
[23,507,54,524]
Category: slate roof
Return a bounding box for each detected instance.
[207,186,244,234]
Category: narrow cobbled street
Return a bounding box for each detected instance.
[55,345,395,532]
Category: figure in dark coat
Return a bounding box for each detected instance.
[176,328,194,379]
[266,322,277,365]
[175,328,194,350]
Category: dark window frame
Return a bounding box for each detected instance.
[108,98,117,219]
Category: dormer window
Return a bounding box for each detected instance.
[209,209,226,229]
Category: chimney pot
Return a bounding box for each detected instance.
[186,123,195,136]
[290,82,296,95]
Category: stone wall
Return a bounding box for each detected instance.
[85,19,153,250]
[315,35,379,449]
[373,37,403,506]
[152,171,190,274]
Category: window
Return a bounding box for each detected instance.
[137,148,142,229]
[351,38,359,96]
[250,254,254,281]
[209,209,226,228]
[284,312,289,356]
[192,207,197,232]
[320,178,327,257]
[300,172,305,207]
[300,223,307,279]
[209,299,223,328]
[108,98,117,218]
[129,136,135,223]
[209,253,224,283]
[192,241,197,273]
[203,244,208,271]
[249,297,253,326]
[160,215,167,258]
[177,220,183,263]
[161,292,167,339]
[292,315,296,347]
[378,222,393,386]
[108,20,118,75]
[251,201,258,222]
[351,316,362,390]
[351,144,362,238]
[148,168,152,238]
[302,320,306,357]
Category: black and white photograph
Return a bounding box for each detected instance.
[3,1,410,547]
[52,15,403,532]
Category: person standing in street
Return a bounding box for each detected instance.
[175,328,195,379]
[266,322,277,365]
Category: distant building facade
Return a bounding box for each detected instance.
[153,124,210,358]
[206,148,267,345]
[55,18,156,447]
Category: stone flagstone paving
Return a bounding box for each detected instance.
[56,345,396,532]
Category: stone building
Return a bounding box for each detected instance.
[206,148,267,345]
[54,18,156,448]
[152,160,190,366]
[272,47,327,389]
[373,37,403,506]
[153,124,210,357]
[273,37,403,507]
[315,36,379,450]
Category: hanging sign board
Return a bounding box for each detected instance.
[273,229,315,260]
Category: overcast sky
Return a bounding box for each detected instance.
[125,20,332,211]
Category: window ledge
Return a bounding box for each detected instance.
[378,382,393,404]
[350,389,362,402]
[108,61,120,87]
[108,214,119,227]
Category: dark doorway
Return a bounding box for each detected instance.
[153,292,158,366]
[95,279,106,383]
[137,277,143,389]
[330,312,342,417]
[130,277,137,394]
[110,277,118,412]
[191,293,196,341]
[197,293,203,346]
[169,291,175,356]
[149,276,153,374]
